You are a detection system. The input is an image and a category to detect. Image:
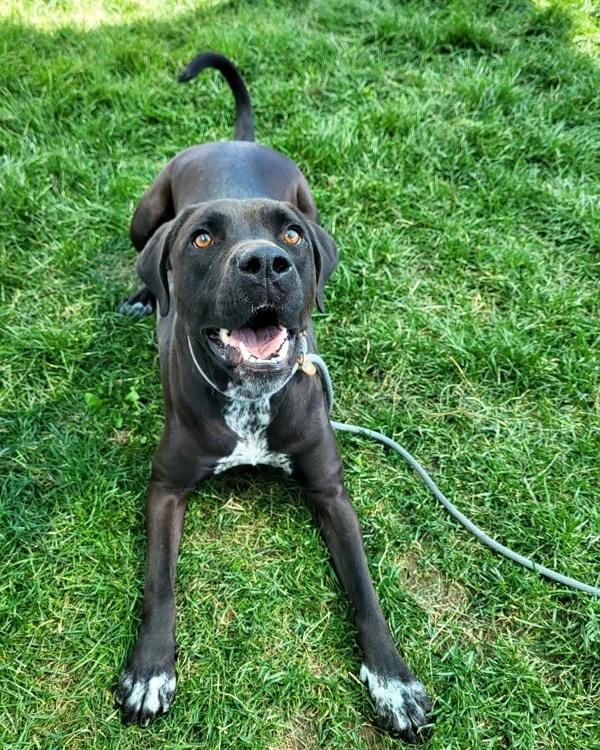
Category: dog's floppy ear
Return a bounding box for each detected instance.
[135,220,176,317]
[135,205,199,316]
[305,221,339,313]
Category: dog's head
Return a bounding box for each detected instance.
[136,199,338,397]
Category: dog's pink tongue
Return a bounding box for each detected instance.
[229,325,286,359]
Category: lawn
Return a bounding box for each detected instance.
[0,0,598,748]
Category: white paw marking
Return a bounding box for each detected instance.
[120,671,176,722]
[146,674,175,714]
[215,395,292,475]
[360,664,429,733]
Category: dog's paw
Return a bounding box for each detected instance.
[117,299,155,319]
[115,667,176,727]
[360,664,432,744]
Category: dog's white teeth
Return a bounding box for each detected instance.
[220,328,231,344]
[278,339,290,359]
[238,341,251,362]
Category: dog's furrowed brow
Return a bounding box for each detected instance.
[185,205,301,243]
[181,210,247,247]
[260,204,300,229]
[186,209,233,234]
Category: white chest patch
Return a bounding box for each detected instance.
[214,396,292,475]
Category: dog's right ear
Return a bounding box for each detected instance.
[135,221,176,317]
[136,205,201,317]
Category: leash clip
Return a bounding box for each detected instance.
[297,331,317,375]
[298,354,317,376]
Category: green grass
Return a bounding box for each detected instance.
[1,0,599,747]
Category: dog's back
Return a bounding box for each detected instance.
[130,54,318,252]
[168,142,317,215]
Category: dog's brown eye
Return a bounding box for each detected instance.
[283,228,302,245]
[193,231,213,249]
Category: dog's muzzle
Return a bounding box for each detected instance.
[203,241,302,374]
[205,306,298,373]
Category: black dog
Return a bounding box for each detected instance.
[115,51,431,744]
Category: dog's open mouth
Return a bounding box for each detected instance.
[205,307,296,372]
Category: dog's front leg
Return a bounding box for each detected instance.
[116,480,191,727]
[294,431,432,744]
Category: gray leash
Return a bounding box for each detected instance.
[308,352,600,598]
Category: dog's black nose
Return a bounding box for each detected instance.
[237,246,292,278]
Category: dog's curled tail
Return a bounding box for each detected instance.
[178,51,255,142]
